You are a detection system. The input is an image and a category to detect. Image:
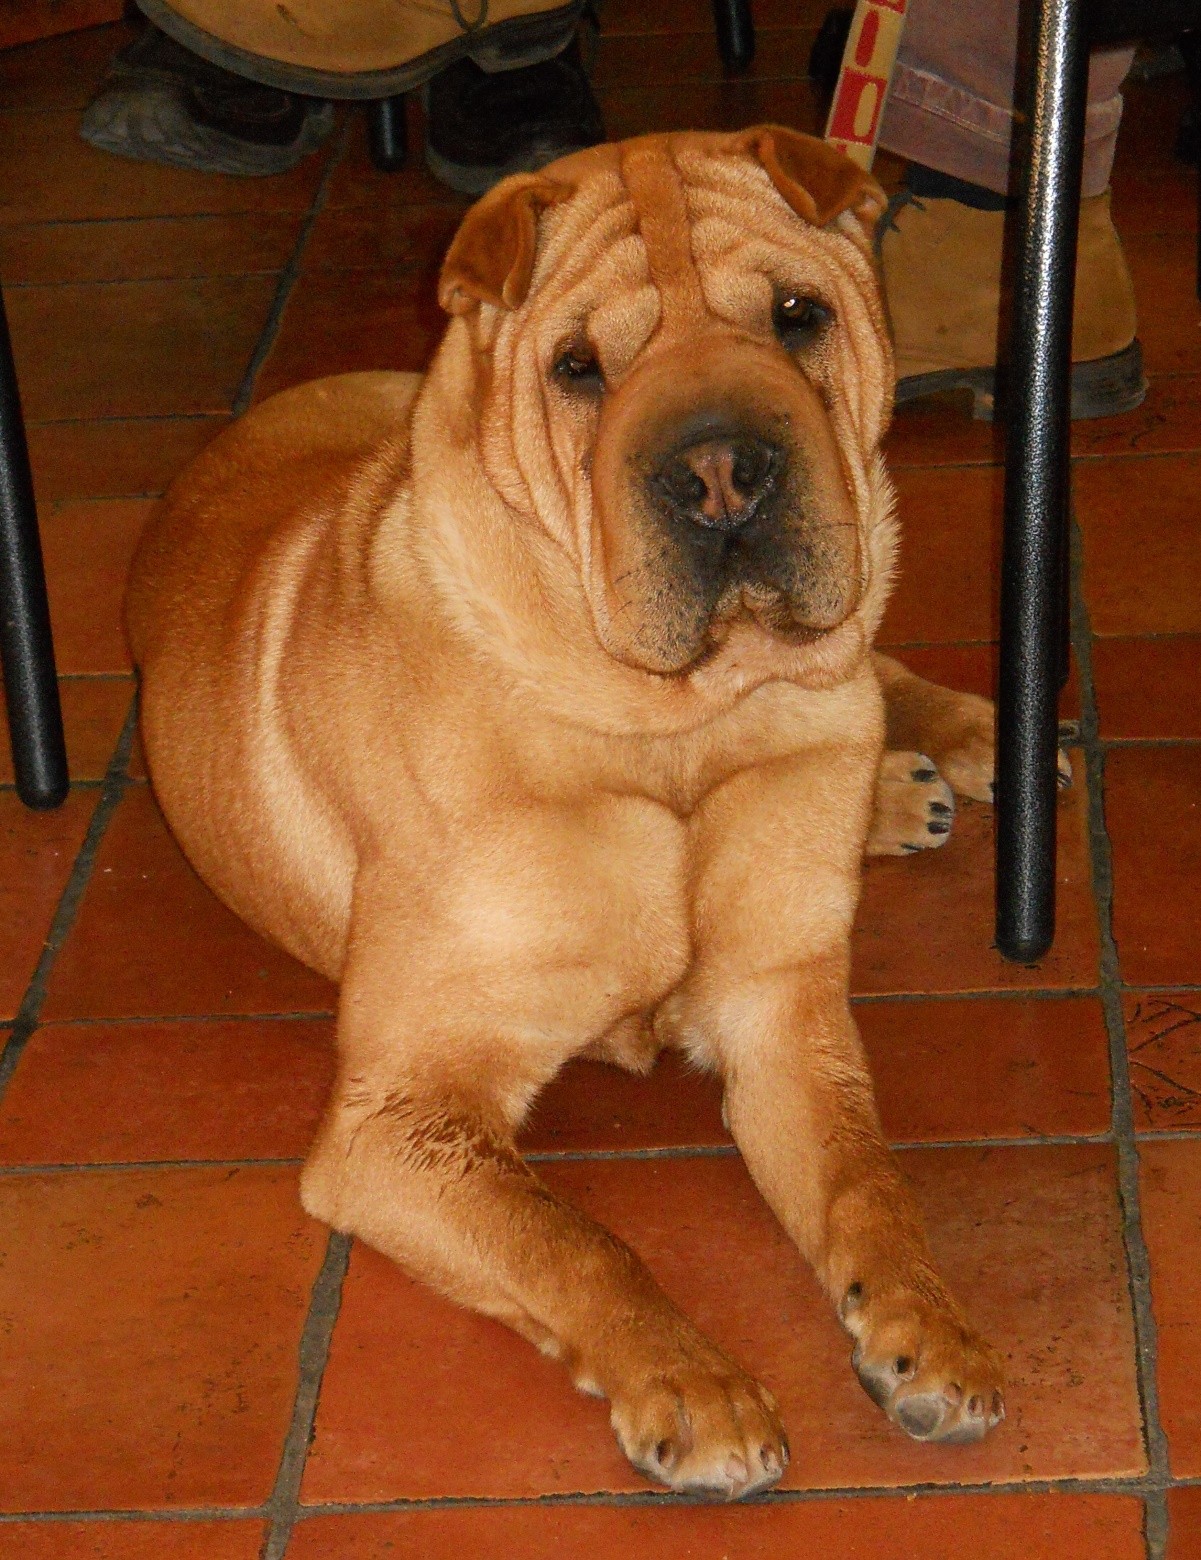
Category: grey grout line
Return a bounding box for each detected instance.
[0,1158,305,1176]
[27,1008,336,1026]
[1069,442,1201,464]
[0,1132,1146,1179]
[1069,514,1173,1560]
[285,1470,1201,1514]
[0,695,138,1107]
[849,985,1102,1004]
[889,1131,1112,1151]
[7,268,300,290]
[9,260,449,289]
[1102,737,1201,750]
[885,460,1001,474]
[261,1232,351,1560]
[4,1470,1200,1525]
[524,1143,737,1164]
[228,126,346,419]
[4,197,464,231]
[889,441,1201,476]
[0,1509,268,1525]
[1,781,105,795]
[27,413,224,429]
[1118,983,1201,995]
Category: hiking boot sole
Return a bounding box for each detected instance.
[895,339,1148,423]
[136,0,586,99]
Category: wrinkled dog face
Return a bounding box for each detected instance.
[439,129,896,687]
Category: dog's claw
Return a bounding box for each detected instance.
[612,1356,788,1499]
[868,752,956,856]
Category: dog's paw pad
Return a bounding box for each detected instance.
[846,1286,1005,1446]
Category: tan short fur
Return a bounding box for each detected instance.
[127,128,1006,1497]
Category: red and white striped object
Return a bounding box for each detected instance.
[823,0,910,171]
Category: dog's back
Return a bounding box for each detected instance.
[125,370,422,976]
[126,371,420,667]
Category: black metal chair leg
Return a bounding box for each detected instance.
[1057,488,1072,691]
[0,287,67,811]
[995,0,1090,961]
[1179,31,1201,302]
[713,0,755,72]
[367,95,408,172]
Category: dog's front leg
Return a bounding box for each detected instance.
[300,895,787,1499]
[675,758,1005,1444]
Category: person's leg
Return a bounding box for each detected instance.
[423,35,604,196]
[878,0,1134,198]
[84,0,603,190]
[875,0,1144,421]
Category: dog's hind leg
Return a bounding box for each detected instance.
[580,1012,664,1074]
[872,651,1072,804]
[872,651,998,802]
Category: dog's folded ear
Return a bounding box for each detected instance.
[438,173,575,316]
[735,125,886,240]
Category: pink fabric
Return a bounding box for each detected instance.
[876,0,1136,196]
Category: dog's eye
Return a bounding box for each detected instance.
[773,292,832,348]
[553,348,603,392]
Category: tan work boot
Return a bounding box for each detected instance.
[137,0,586,97]
[880,189,1146,421]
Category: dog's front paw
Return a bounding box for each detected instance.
[841,1282,1005,1444]
[867,751,955,857]
[610,1353,788,1499]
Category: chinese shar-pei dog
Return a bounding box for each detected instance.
[127,127,1010,1498]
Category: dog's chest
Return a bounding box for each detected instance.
[438,786,692,1047]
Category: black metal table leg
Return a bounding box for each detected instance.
[0,287,67,811]
[713,0,755,71]
[367,95,408,172]
[995,0,1090,961]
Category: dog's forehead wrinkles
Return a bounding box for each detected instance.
[523,227,659,380]
[618,138,706,322]
[533,167,633,295]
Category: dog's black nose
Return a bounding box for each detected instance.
[655,434,779,530]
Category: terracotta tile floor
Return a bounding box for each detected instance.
[1,12,1199,1559]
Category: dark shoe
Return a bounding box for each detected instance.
[136,0,589,100]
[424,42,603,195]
[880,187,1147,422]
[80,23,333,175]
